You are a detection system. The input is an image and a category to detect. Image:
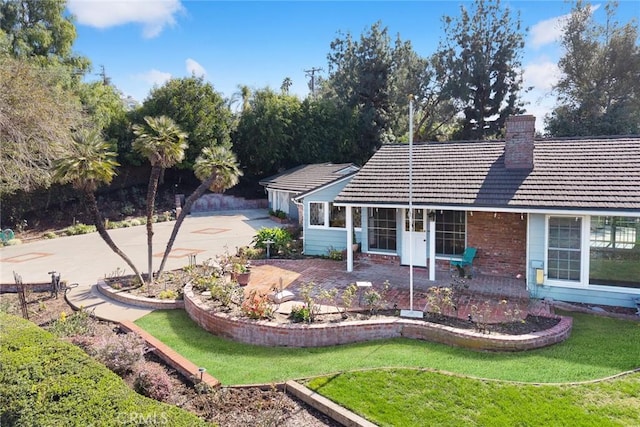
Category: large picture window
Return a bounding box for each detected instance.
[368,208,396,251]
[435,211,465,256]
[589,216,640,288]
[547,217,582,281]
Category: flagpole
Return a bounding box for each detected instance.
[409,95,414,312]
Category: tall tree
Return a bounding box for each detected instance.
[546,1,640,136]
[0,0,89,73]
[138,76,232,168]
[52,129,145,286]
[156,146,242,276]
[280,77,292,94]
[437,0,527,140]
[323,22,396,162]
[232,88,302,176]
[0,57,83,196]
[132,116,188,285]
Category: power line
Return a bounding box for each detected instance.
[304,67,323,96]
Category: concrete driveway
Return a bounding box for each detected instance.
[0,209,278,320]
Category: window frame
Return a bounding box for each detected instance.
[368,207,397,252]
[435,210,466,257]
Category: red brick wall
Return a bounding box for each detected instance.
[183,284,572,351]
[467,212,527,278]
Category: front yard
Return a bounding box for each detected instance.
[135,310,640,385]
[136,309,640,425]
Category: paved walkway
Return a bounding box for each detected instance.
[1,210,278,321]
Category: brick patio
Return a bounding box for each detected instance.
[247,258,550,324]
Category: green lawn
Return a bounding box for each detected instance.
[135,310,640,385]
[306,369,640,426]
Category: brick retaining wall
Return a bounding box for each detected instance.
[184,284,572,351]
[97,280,184,310]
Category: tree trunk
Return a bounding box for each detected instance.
[145,166,161,285]
[85,190,145,287]
[156,173,218,276]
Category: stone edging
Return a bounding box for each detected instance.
[183,284,573,351]
[119,320,220,389]
[96,280,184,310]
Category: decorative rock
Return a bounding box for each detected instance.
[271,290,295,303]
[202,291,211,297]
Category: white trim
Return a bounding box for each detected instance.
[332,203,640,217]
[293,174,357,202]
[543,214,640,294]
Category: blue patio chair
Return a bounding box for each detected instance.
[450,247,477,278]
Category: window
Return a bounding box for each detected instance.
[353,207,362,229]
[309,202,325,226]
[405,209,425,232]
[435,211,465,256]
[329,203,345,228]
[547,217,582,281]
[589,216,640,289]
[368,208,396,251]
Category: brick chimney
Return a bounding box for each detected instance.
[504,115,536,169]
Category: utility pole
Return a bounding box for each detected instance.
[98,65,111,86]
[304,67,322,97]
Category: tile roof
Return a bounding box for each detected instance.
[335,137,640,211]
[260,163,358,194]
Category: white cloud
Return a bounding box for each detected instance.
[186,58,207,77]
[529,14,569,49]
[523,58,560,92]
[529,4,600,49]
[134,69,172,86]
[68,0,184,38]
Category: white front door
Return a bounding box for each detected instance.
[401,209,427,267]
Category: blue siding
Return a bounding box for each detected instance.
[527,213,639,308]
[301,177,361,256]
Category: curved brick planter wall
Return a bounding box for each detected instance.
[97,280,184,310]
[184,284,572,351]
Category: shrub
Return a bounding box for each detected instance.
[49,309,94,337]
[327,247,343,261]
[43,231,57,239]
[425,286,457,317]
[209,278,243,307]
[134,362,173,402]
[289,305,312,323]
[91,332,145,376]
[241,290,274,320]
[4,238,22,246]
[158,289,179,300]
[64,223,96,236]
[0,313,208,427]
[252,227,292,255]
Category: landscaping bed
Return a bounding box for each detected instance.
[0,292,338,426]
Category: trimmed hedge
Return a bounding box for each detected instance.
[0,313,211,426]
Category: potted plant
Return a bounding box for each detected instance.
[231,258,251,286]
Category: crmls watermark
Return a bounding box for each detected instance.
[116,411,169,425]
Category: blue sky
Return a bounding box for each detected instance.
[68,1,639,130]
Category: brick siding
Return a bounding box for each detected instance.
[467,212,527,278]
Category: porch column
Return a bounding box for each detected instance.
[346,206,353,272]
[429,216,436,280]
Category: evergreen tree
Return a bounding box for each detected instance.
[437,0,527,140]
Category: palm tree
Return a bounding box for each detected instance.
[132,116,188,285]
[52,129,145,286]
[280,77,292,94]
[156,146,243,276]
